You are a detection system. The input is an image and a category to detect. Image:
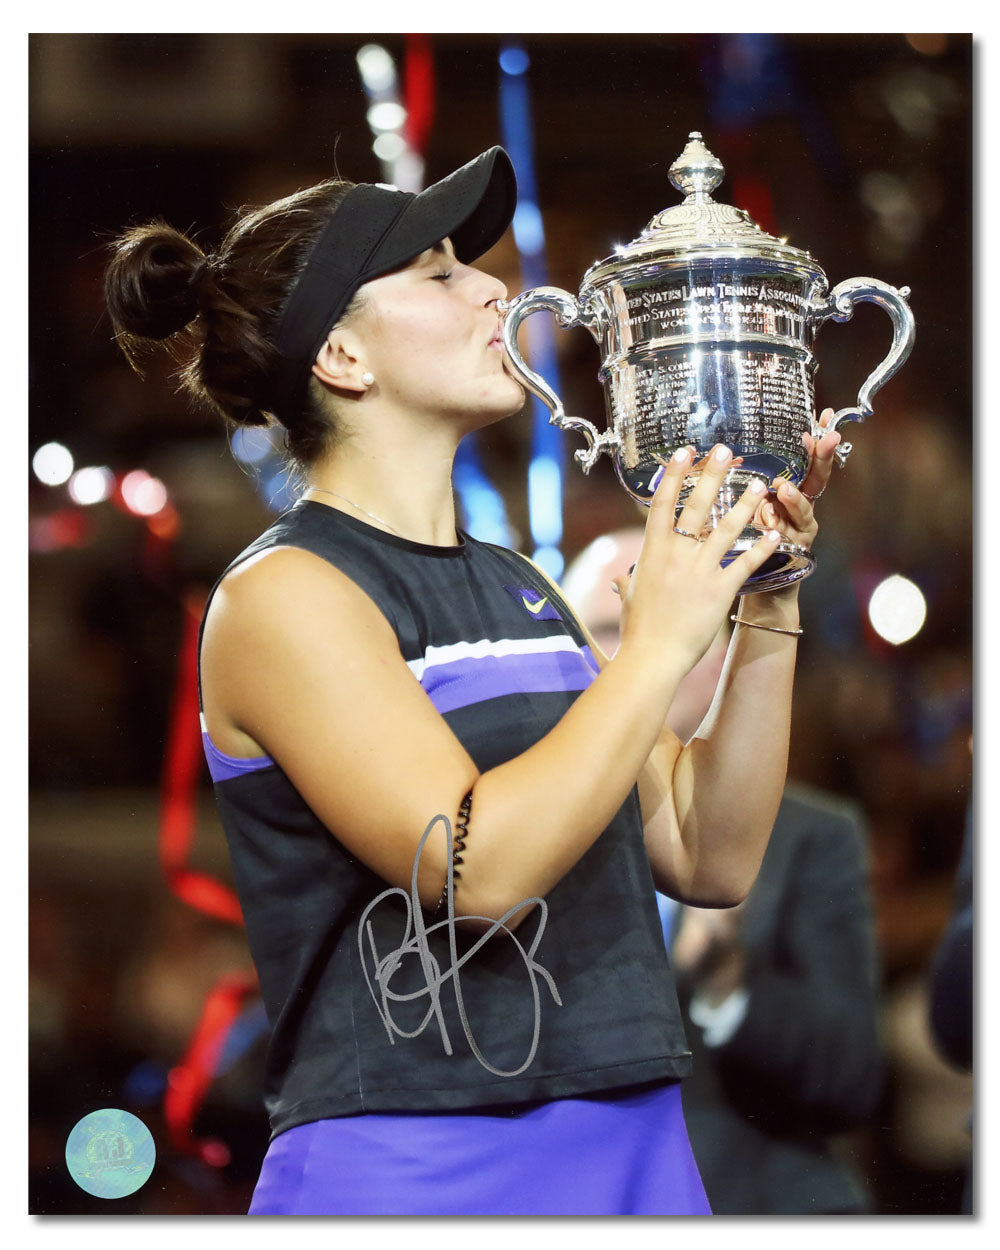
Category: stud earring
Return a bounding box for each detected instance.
[361,371,375,387]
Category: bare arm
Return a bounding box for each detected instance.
[562,416,841,906]
[638,592,799,905]
[637,416,842,904]
[549,587,793,906]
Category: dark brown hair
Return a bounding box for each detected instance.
[103,179,362,467]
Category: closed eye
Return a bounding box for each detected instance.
[431,270,454,282]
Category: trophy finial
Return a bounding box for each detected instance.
[669,132,725,201]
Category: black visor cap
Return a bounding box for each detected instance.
[366,145,517,273]
[269,146,517,421]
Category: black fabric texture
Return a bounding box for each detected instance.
[198,501,692,1139]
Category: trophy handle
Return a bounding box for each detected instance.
[811,277,915,466]
[499,287,619,473]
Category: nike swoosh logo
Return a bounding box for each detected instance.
[522,594,549,615]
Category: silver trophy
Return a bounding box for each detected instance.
[500,132,915,593]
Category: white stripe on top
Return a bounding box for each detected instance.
[405,635,583,682]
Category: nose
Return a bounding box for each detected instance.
[474,266,508,306]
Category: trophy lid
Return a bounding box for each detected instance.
[583,132,824,284]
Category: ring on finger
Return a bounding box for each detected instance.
[801,486,825,503]
[673,526,701,541]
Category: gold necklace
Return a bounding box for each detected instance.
[305,485,403,537]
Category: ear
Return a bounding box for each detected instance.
[311,328,369,394]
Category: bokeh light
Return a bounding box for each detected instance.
[500,46,530,76]
[67,466,115,505]
[356,43,397,93]
[120,469,169,517]
[231,427,276,465]
[32,442,74,486]
[373,132,407,162]
[366,101,406,133]
[868,574,928,645]
[512,202,545,256]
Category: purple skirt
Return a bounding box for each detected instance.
[248,1082,710,1216]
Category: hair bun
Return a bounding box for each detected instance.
[104,222,206,346]
[188,255,214,291]
[104,175,356,467]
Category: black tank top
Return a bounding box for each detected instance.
[198,500,691,1139]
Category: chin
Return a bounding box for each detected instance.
[448,372,526,437]
[492,380,528,425]
[504,378,527,415]
[468,375,526,425]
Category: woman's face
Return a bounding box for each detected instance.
[348,239,524,427]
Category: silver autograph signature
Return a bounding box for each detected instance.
[357,813,562,1078]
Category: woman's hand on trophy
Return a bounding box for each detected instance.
[800,406,842,499]
[756,407,841,552]
[614,444,782,676]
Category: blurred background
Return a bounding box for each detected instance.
[29,32,972,1215]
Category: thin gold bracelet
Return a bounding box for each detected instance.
[730,613,803,637]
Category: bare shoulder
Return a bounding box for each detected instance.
[208,543,392,638]
[200,544,399,756]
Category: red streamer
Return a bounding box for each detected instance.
[158,589,258,1162]
[403,34,435,156]
[163,972,260,1165]
[158,590,243,925]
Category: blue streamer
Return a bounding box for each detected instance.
[499,41,565,580]
[454,436,515,545]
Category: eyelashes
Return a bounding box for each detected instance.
[431,270,454,282]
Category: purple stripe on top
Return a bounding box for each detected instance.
[201,731,275,784]
[421,647,597,715]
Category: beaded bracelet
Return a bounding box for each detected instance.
[436,789,473,913]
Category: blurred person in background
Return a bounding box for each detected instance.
[102,144,841,1215]
[926,803,973,1213]
[563,529,885,1214]
[928,805,972,1076]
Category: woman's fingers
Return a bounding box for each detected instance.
[723,527,783,589]
[751,478,818,549]
[702,474,768,556]
[637,435,821,589]
[645,445,696,539]
[771,479,814,532]
[672,444,734,536]
[799,408,841,500]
